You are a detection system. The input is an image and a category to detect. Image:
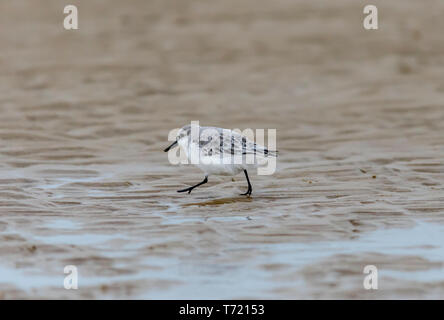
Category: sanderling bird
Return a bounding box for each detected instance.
[164,124,277,196]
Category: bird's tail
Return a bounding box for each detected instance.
[265,149,278,157]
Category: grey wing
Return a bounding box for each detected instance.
[219,130,278,157]
[198,134,219,157]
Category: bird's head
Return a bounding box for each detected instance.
[164,124,193,152]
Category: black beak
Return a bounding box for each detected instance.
[164,140,178,152]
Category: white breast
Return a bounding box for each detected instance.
[179,139,247,176]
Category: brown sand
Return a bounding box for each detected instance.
[0,0,443,299]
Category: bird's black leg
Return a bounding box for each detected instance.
[240,169,252,196]
[177,175,208,194]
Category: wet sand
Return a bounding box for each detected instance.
[0,0,444,299]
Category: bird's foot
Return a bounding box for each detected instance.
[177,187,193,194]
[240,189,252,197]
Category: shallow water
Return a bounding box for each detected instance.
[0,0,444,299]
[1,221,443,299]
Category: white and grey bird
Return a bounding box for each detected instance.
[164,124,278,196]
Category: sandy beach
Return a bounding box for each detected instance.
[0,0,443,299]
